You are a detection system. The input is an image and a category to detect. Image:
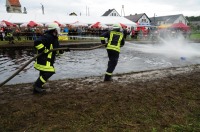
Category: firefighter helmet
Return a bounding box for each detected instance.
[47,23,60,34]
[112,24,121,29]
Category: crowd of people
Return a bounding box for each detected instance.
[0,23,191,45]
[0,25,120,43]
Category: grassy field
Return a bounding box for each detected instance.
[190,33,200,39]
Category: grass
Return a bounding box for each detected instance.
[190,33,200,39]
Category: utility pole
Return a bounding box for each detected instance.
[88,7,89,16]
[86,6,89,16]
[86,6,87,16]
[121,5,125,17]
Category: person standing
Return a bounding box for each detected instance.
[6,28,14,44]
[0,27,3,41]
[33,23,66,94]
[122,27,128,40]
[100,24,125,81]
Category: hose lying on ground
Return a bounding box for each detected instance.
[0,44,105,87]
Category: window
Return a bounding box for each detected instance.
[141,19,147,22]
[111,13,116,16]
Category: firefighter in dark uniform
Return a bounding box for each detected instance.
[7,28,14,44]
[33,23,66,94]
[100,24,125,81]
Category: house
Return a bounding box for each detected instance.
[190,21,200,26]
[149,14,188,26]
[6,0,22,13]
[125,13,151,25]
[69,12,77,16]
[102,9,121,17]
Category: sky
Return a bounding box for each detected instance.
[0,0,199,17]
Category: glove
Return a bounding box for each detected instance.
[43,48,49,54]
[64,48,70,52]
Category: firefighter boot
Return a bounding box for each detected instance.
[104,74,112,81]
[33,84,46,94]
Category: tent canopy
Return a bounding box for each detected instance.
[70,21,88,27]
[120,23,127,28]
[90,22,109,28]
[90,22,101,28]
[2,20,16,27]
[53,21,65,27]
[28,21,38,27]
[0,21,7,27]
[20,21,43,27]
[170,22,190,30]
[0,13,137,27]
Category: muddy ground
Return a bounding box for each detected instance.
[0,65,200,131]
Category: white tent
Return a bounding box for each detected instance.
[0,13,137,27]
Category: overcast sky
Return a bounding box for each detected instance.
[0,0,199,17]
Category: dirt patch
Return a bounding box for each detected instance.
[1,65,200,131]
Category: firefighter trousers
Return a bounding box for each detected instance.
[34,71,55,88]
[106,49,119,75]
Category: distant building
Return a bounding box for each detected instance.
[125,13,188,26]
[6,0,22,13]
[190,21,200,26]
[69,12,77,16]
[125,13,151,24]
[102,9,121,17]
[149,14,188,26]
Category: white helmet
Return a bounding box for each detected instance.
[47,23,60,34]
[112,24,121,29]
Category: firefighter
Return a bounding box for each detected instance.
[6,28,14,44]
[33,23,69,94]
[100,24,125,81]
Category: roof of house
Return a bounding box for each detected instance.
[150,14,183,24]
[102,9,115,16]
[125,13,147,22]
[8,0,21,7]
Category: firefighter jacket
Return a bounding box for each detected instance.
[34,32,61,72]
[100,29,125,52]
[7,32,13,37]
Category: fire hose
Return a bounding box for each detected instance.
[0,44,105,87]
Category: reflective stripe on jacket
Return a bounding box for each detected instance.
[34,32,60,72]
[7,33,13,37]
[100,29,124,52]
[34,44,55,72]
[107,31,123,52]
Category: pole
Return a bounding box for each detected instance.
[0,44,105,87]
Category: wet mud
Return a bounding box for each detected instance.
[0,64,200,131]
